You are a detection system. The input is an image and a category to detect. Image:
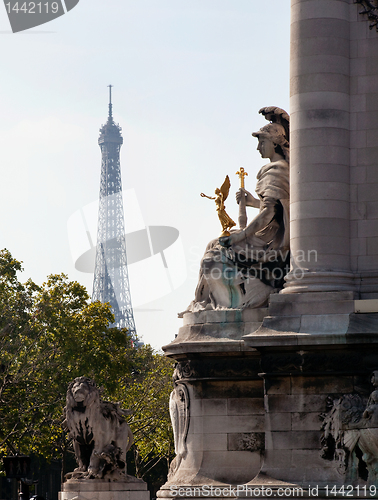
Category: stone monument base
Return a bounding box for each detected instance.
[59,479,150,500]
[158,477,347,500]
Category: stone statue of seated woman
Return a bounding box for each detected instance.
[186,107,290,312]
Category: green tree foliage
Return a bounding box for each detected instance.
[0,249,174,488]
[120,350,174,486]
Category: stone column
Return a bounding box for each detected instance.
[349,0,378,298]
[283,0,354,293]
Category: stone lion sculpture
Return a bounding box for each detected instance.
[63,377,134,481]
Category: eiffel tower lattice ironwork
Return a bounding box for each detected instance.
[92,85,137,336]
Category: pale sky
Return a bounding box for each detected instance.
[0,0,290,350]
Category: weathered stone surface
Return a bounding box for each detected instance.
[265,395,326,414]
[62,481,148,492]
[227,398,264,415]
[193,380,263,400]
[163,345,265,489]
[265,377,291,395]
[291,412,323,431]
[202,415,264,435]
[59,480,149,500]
[265,413,292,431]
[202,433,227,452]
[347,313,378,333]
[291,375,354,394]
[227,432,265,452]
[63,378,134,482]
[60,491,149,500]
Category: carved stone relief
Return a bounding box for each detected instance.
[320,394,366,477]
[320,371,378,485]
[236,433,265,452]
[173,361,195,383]
[173,358,261,382]
[227,432,265,452]
[355,0,378,31]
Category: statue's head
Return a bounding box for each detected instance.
[252,107,290,162]
[371,370,378,387]
[67,376,99,408]
[252,123,289,162]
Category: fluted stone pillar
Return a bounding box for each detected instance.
[283,0,355,293]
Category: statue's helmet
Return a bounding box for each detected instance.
[252,123,289,162]
[252,122,286,144]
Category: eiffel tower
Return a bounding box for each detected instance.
[92,86,137,337]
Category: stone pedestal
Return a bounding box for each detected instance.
[59,479,149,500]
[158,295,378,500]
[158,308,267,498]
[244,291,378,488]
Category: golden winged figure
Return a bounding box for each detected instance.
[201,175,236,237]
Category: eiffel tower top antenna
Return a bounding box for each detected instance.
[108,84,113,119]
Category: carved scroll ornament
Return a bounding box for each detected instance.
[168,384,190,479]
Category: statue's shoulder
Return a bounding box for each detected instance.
[257,159,288,179]
[271,159,289,169]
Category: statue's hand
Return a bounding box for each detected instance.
[219,235,231,247]
[236,188,245,205]
[236,188,260,208]
[363,409,371,419]
[219,230,245,247]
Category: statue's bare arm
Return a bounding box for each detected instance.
[236,188,260,209]
[220,197,276,246]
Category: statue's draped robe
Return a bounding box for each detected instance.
[239,158,290,256]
